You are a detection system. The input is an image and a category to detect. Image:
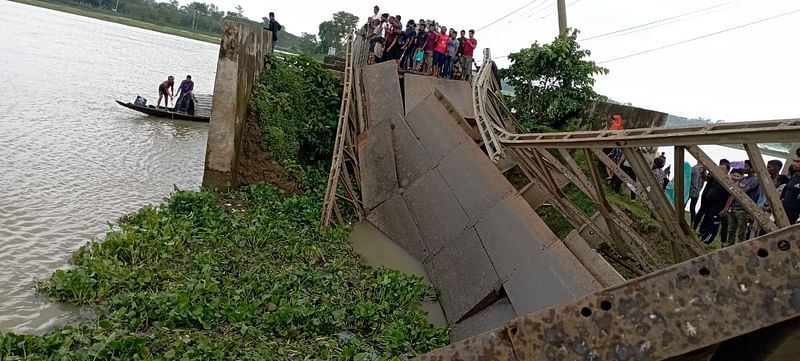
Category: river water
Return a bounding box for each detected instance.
[0,1,218,332]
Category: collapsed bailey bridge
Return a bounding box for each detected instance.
[320,33,800,360]
[198,22,800,360]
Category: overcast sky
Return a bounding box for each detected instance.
[211,0,799,122]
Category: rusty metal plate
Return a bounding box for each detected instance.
[416,225,800,361]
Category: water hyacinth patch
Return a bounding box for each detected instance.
[1,184,449,360]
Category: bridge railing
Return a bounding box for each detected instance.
[321,33,369,227]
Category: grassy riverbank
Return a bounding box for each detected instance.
[0,185,448,359]
[11,0,221,44]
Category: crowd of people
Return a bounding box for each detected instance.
[603,115,800,247]
[690,151,800,246]
[362,6,478,80]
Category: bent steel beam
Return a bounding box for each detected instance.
[416,225,800,361]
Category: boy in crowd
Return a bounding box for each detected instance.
[461,30,477,81]
[444,29,459,78]
[432,26,449,78]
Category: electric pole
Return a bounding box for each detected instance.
[557,0,568,35]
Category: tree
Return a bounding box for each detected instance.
[500,29,608,132]
[295,32,319,55]
[317,11,359,55]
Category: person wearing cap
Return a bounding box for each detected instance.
[781,149,800,224]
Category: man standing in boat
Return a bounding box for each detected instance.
[175,75,194,113]
[157,75,174,108]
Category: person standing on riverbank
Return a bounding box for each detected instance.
[157,75,174,108]
[266,12,281,51]
[782,149,800,225]
[689,162,706,224]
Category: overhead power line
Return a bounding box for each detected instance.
[581,0,740,41]
[599,7,800,64]
[477,0,541,31]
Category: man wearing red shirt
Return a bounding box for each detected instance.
[461,29,478,81]
[432,26,449,78]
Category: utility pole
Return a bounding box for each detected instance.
[557,0,568,35]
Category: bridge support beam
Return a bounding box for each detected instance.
[203,21,271,191]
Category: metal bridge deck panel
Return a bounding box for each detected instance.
[404,73,475,120]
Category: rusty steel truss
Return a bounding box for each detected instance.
[416,225,800,360]
[413,50,800,360]
[469,47,800,270]
[321,34,368,227]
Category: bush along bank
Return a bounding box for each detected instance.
[0,55,449,359]
[0,185,449,359]
[250,55,341,173]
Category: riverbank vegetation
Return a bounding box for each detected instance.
[0,186,447,359]
[0,52,449,359]
[250,55,340,173]
[10,0,301,51]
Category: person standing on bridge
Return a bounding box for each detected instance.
[411,23,428,72]
[265,12,282,51]
[423,23,438,75]
[443,29,459,79]
[461,30,477,81]
[432,26,449,78]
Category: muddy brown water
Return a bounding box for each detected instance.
[348,222,448,327]
[0,2,217,332]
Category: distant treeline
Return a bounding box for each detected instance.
[44,0,300,49]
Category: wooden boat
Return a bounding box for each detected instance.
[115,94,213,122]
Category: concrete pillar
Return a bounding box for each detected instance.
[202,21,271,190]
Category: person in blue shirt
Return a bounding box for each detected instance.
[399,20,417,70]
[175,75,194,113]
